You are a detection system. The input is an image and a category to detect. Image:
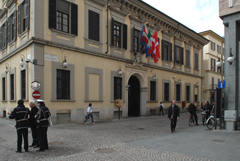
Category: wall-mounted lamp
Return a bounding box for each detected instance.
[227,48,235,65]
[216,58,222,68]
[178,79,182,84]
[20,55,25,67]
[118,66,122,76]
[5,63,9,74]
[63,56,68,68]
[173,76,176,79]
[153,74,157,80]
[196,83,199,87]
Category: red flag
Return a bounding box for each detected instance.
[152,31,161,63]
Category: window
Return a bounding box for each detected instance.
[194,53,199,70]
[164,83,170,101]
[194,95,198,102]
[211,58,215,72]
[21,70,26,100]
[8,11,17,43]
[176,84,181,101]
[111,18,127,49]
[114,77,122,100]
[56,11,69,33]
[217,45,221,54]
[150,81,156,101]
[2,77,5,101]
[18,0,29,35]
[162,40,172,61]
[185,49,190,67]
[175,45,184,64]
[217,67,222,73]
[57,69,70,99]
[211,41,215,51]
[133,28,140,53]
[49,0,78,35]
[10,74,14,100]
[186,86,190,102]
[0,21,7,50]
[88,10,99,41]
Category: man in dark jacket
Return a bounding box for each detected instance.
[188,102,198,126]
[35,99,50,152]
[8,100,30,153]
[29,100,39,147]
[168,100,180,133]
[204,101,212,120]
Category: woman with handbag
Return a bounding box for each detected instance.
[83,103,95,125]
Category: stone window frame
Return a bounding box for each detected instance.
[185,83,191,103]
[19,63,28,101]
[175,81,182,102]
[9,67,16,101]
[148,77,158,102]
[51,61,75,102]
[1,72,7,102]
[162,79,171,102]
[193,84,199,102]
[85,67,103,102]
[84,0,104,53]
[111,71,125,102]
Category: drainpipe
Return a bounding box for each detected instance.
[105,0,109,54]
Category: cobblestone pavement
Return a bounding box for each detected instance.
[0,113,235,161]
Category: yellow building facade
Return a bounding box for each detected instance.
[200,30,224,104]
[0,0,208,124]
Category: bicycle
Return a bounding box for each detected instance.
[206,110,225,130]
[201,110,207,125]
[189,115,195,126]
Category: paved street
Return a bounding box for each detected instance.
[0,113,239,161]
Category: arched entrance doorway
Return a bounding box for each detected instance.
[128,76,140,116]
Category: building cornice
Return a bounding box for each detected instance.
[199,30,224,43]
[0,37,204,79]
[108,0,209,47]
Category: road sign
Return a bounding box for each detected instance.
[218,81,225,88]
[32,90,41,99]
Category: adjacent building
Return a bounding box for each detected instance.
[0,0,208,124]
[199,30,224,104]
[219,0,240,131]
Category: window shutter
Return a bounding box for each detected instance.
[13,11,17,40]
[111,18,114,46]
[123,24,127,49]
[169,42,172,61]
[8,17,10,42]
[49,0,56,29]
[132,26,134,52]
[181,47,184,65]
[89,11,99,41]
[174,45,176,63]
[5,21,7,47]
[0,26,2,50]
[71,3,78,35]
[214,59,216,72]
[18,4,21,35]
[161,39,165,60]
[211,58,213,70]
[25,0,29,29]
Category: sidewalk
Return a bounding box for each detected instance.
[0,113,239,161]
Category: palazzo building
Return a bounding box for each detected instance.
[0,0,208,124]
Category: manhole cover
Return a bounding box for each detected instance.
[138,128,144,130]
[95,148,115,153]
[212,139,225,143]
[49,141,62,144]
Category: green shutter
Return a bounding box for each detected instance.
[49,0,56,29]
[18,4,21,35]
[71,3,78,35]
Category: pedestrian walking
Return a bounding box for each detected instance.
[159,102,164,116]
[188,102,199,126]
[35,99,51,152]
[29,100,39,147]
[8,100,30,153]
[168,100,180,133]
[83,103,95,124]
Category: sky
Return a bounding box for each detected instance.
[142,0,224,37]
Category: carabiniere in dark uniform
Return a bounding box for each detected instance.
[35,99,51,152]
[8,100,30,153]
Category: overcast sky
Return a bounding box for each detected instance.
[142,0,224,37]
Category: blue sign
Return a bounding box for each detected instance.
[218,81,225,88]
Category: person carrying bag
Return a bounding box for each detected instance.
[83,103,95,125]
